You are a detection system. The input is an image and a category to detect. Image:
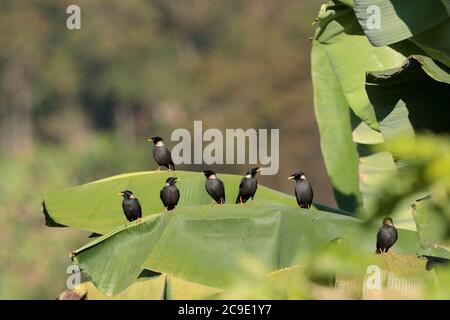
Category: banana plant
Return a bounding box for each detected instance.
[311,0,450,228]
[43,170,424,295]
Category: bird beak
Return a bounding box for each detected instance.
[287,176,294,180]
[256,168,262,172]
[175,178,180,181]
[117,192,123,196]
[147,138,153,142]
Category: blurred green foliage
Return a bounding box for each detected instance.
[0,0,326,299]
[1,0,449,299]
[0,135,151,299]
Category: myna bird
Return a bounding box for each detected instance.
[236,167,261,204]
[376,217,398,254]
[288,171,313,209]
[118,190,142,222]
[203,169,225,204]
[148,137,175,171]
[160,177,180,211]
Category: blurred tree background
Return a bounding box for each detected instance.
[0,0,333,299]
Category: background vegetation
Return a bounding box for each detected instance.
[1,0,449,299]
[0,0,327,299]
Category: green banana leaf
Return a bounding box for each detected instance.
[70,274,221,300]
[413,198,450,260]
[313,2,408,130]
[366,57,450,158]
[311,2,403,213]
[312,1,450,217]
[353,0,450,66]
[42,170,350,234]
[71,204,421,296]
[311,40,363,213]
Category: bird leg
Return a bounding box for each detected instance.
[157,166,161,172]
[137,218,141,224]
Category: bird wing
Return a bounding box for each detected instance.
[294,187,300,206]
[207,179,225,202]
[236,178,245,203]
[296,180,313,205]
[219,179,225,202]
[376,226,396,250]
[136,198,142,218]
[153,146,173,166]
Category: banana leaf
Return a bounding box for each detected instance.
[312,1,450,217]
[42,170,350,234]
[71,204,421,295]
[66,274,221,300]
[353,0,450,66]
[413,198,450,260]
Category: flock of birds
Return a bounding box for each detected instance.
[118,136,398,254]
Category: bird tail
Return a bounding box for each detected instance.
[168,161,175,170]
[375,248,381,254]
[167,205,176,211]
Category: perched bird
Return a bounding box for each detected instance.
[236,167,261,204]
[118,190,142,222]
[288,171,313,209]
[148,137,175,171]
[376,217,398,254]
[203,169,225,204]
[160,177,180,211]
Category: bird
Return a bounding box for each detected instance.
[288,171,313,209]
[236,167,261,204]
[376,217,398,254]
[160,177,180,211]
[148,136,175,171]
[118,190,142,222]
[203,169,225,204]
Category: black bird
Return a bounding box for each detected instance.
[288,171,313,209]
[376,217,398,254]
[148,137,175,171]
[160,177,180,211]
[236,167,261,204]
[118,190,142,222]
[203,169,225,204]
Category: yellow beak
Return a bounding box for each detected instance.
[287,176,294,180]
[256,168,262,172]
[117,192,124,196]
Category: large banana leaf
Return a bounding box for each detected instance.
[312,1,450,218]
[71,204,421,295]
[354,0,450,66]
[42,170,350,234]
[311,2,402,213]
[311,40,362,213]
[413,198,450,260]
[70,274,221,300]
